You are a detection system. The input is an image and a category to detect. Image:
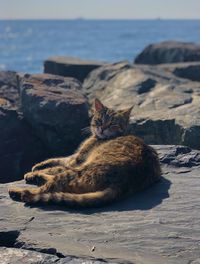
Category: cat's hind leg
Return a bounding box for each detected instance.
[9,179,61,204]
[9,186,43,203]
[9,178,56,203]
[9,186,122,207]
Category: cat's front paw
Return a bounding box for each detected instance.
[24,172,35,184]
[24,172,44,186]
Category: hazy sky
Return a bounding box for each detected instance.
[1,0,200,19]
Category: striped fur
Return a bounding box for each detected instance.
[8,99,161,208]
[9,187,120,208]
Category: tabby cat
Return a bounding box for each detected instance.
[9,99,161,207]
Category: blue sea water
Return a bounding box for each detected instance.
[0,19,200,73]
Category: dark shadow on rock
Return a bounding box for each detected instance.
[25,176,171,214]
[0,230,20,247]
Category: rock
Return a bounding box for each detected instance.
[135,41,200,64]
[0,248,120,264]
[156,145,200,168]
[20,74,89,156]
[1,146,200,264]
[83,62,200,149]
[0,71,19,110]
[0,247,59,264]
[58,257,123,264]
[0,73,48,183]
[44,56,105,83]
[84,61,131,103]
[160,62,200,82]
[0,108,48,183]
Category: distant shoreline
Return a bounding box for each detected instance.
[1,18,200,21]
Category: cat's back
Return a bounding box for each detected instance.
[86,135,161,191]
[89,135,157,166]
[97,134,146,153]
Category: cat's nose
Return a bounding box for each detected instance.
[101,124,107,131]
[97,127,102,133]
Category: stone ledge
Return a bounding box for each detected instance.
[1,145,200,264]
[44,56,105,83]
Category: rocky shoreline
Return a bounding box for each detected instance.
[1,41,200,263]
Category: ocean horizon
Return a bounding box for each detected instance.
[0,19,200,73]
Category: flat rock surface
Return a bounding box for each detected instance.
[83,62,200,149]
[1,145,200,264]
[44,56,105,82]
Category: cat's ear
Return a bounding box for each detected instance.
[121,106,133,119]
[94,98,105,112]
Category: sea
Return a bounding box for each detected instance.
[0,19,200,73]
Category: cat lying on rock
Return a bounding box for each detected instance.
[9,99,161,208]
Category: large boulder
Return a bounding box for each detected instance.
[44,56,105,83]
[20,74,89,156]
[135,41,200,64]
[83,62,200,149]
[0,72,90,183]
[0,72,48,183]
[2,145,200,264]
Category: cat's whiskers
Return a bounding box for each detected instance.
[81,126,91,135]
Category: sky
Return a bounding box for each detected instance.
[1,0,200,20]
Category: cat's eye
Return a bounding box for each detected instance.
[110,124,119,128]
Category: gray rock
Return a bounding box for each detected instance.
[83,62,200,149]
[156,145,200,168]
[44,56,105,83]
[0,248,121,264]
[135,41,200,64]
[58,256,124,264]
[20,73,89,156]
[0,73,48,183]
[84,61,131,103]
[0,247,59,264]
[1,146,200,264]
[160,62,200,82]
[0,247,117,264]
[0,71,19,110]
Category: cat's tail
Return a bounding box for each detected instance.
[9,187,121,208]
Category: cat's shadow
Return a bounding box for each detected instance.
[26,176,171,214]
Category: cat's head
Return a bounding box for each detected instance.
[91,98,133,139]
